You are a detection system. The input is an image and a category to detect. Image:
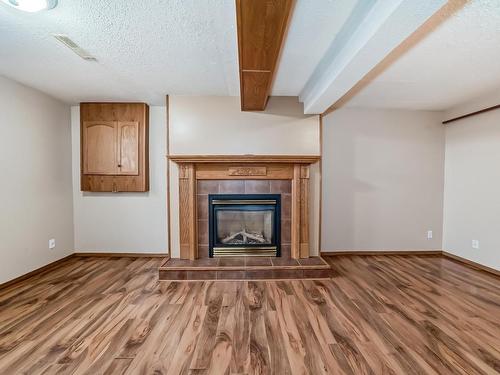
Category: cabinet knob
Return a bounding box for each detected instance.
[117,164,122,167]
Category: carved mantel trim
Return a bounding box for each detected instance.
[228,166,267,176]
[170,155,319,260]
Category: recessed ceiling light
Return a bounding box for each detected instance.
[1,0,57,12]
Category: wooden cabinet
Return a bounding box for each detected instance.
[83,121,118,175]
[82,120,140,176]
[80,103,149,192]
[117,121,139,175]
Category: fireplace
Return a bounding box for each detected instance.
[170,155,319,260]
[208,194,281,257]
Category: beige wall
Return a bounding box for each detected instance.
[0,76,73,284]
[71,96,319,257]
[71,106,167,254]
[321,108,445,252]
[443,92,500,270]
[169,96,320,155]
[169,96,321,257]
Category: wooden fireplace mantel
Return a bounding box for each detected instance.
[168,154,321,164]
[170,154,320,260]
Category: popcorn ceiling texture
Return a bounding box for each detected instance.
[0,0,355,105]
[344,0,500,110]
[299,0,448,113]
[0,0,497,110]
[0,0,240,104]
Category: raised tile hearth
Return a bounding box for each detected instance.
[159,256,332,281]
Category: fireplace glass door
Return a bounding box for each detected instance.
[209,194,281,257]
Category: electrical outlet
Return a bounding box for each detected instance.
[472,240,479,249]
[427,230,433,239]
[49,238,56,249]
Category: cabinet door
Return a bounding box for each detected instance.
[83,121,117,175]
[117,121,139,175]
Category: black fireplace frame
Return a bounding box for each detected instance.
[208,194,281,257]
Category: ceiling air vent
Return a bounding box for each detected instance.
[53,34,97,61]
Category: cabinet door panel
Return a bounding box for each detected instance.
[117,121,139,175]
[83,121,117,175]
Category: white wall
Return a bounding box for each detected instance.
[169,96,321,257]
[322,108,445,251]
[443,91,500,271]
[0,76,73,284]
[71,106,167,254]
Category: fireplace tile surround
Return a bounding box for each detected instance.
[197,180,292,258]
[169,155,321,261]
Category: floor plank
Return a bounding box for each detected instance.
[0,255,498,374]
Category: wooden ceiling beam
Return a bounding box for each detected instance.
[236,0,294,111]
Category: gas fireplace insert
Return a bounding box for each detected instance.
[208,194,281,257]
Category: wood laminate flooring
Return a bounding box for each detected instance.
[0,255,498,374]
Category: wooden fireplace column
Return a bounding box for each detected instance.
[170,155,320,260]
[293,164,310,259]
[178,163,197,261]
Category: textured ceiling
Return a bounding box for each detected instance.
[1,0,497,110]
[0,0,357,105]
[0,0,240,105]
[342,0,500,110]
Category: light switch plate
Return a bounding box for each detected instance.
[49,238,56,249]
[472,240,479,249]
[427,230,433,239]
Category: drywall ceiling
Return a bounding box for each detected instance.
[0,0,361,106]
[0,0,240,105]
[342,0,500,111]
[271,0,358,95]
[1,0,494,111]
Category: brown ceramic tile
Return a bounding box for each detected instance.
[245,270,274,279]
[281,194,291,219]
[298,257,327,266]
[197,180,219,194]
[187,271,217,280]
[217,270,246,280]
[165,259,193,267]
[281,219,291,243]
[273,269,303,279]
[245,257,272,267]
[271,257,299,266]
[244,180,270,194]
[270,180,291,194]
[197,245,210,259]
[218,257,245,267]
[303,269,332,279]
[198,219,209,245]
[197,194,209,220]
[159,270,187,280]
[280,245,291,259]
[219,180,245,194]
[191,258,219,267]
